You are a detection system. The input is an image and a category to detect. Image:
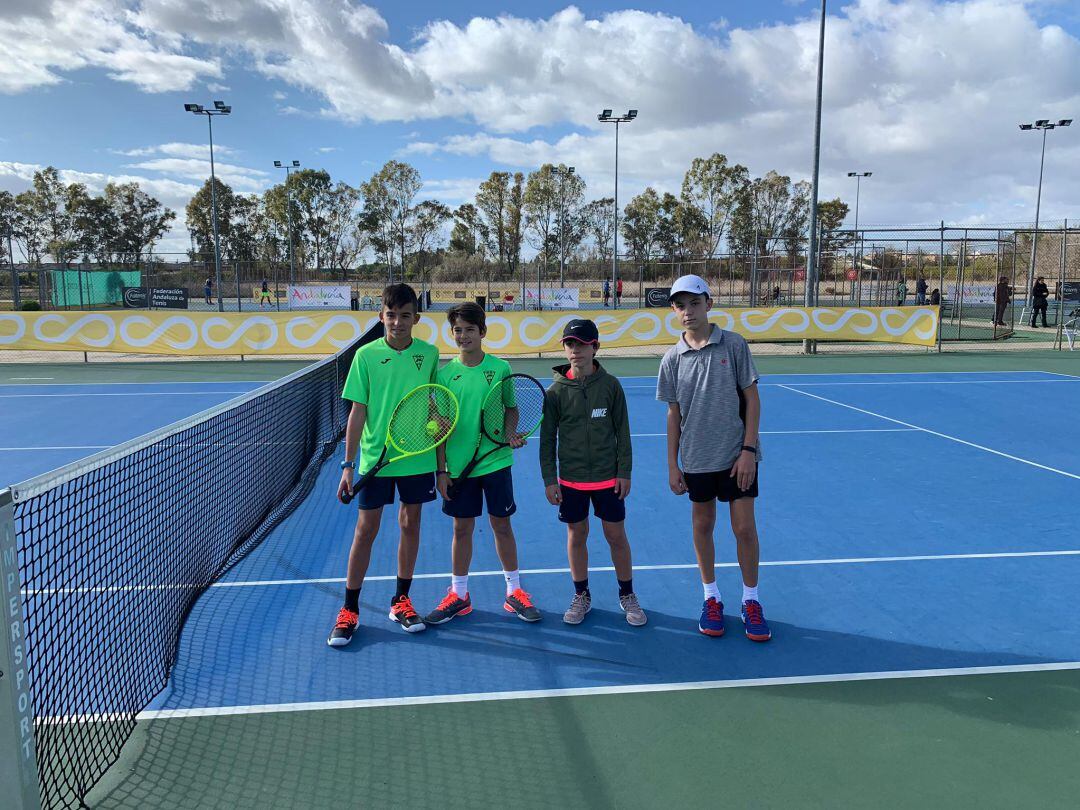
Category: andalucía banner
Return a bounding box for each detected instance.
[0,306,939,356]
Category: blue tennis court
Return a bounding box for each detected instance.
[7,364,1080,808]
[122,368,1079,711]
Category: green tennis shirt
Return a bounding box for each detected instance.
[342,336,439,477]
[437,354,514,478]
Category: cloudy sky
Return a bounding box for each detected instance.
[2,0,1078,255]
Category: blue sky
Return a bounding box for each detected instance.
[2,1,1078,254]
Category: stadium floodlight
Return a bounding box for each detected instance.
[846,172,872,279]
[597,108,639,309]
[275,159,302,290]
[184,100,232,312]
[1019,116,1074,290]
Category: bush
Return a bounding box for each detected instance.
[20,301,41,311]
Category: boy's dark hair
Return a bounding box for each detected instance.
[382,283,418,312]
[447,301,486,331]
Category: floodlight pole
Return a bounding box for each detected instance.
[847,171,871,286]
[5,226,18,311]
[598,110,637,309]
[1020,119,1071,289]
[804,0,827,355]
[275,161,300,290]
[185,101,231,312]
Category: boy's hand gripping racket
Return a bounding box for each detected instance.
[448,373,545,498]
[341,383,459,504]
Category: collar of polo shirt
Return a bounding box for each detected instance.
[677,323,723,354]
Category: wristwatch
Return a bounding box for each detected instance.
[741,445,757,454]
[340,460,356,470]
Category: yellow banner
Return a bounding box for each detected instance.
[0,306,938,356]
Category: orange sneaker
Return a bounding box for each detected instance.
[504,588,541,622]
[425,589,472,625]
[327,607,359,647]
[388,594,426,633]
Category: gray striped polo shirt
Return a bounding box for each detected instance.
[656,325,761,473]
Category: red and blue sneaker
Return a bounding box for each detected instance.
[741,600,771,642]
[698,597,725,637]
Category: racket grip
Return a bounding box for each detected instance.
[343,467,379,503]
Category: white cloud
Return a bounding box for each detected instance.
[316,146,341,153]
[113,142,237,159]
[123,157,270,192]
[0,0,220,94]
[418,177,486,205]
[206,82,230,92]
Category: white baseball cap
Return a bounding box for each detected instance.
[669,274,711,300]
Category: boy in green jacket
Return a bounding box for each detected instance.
[540,319,646,627]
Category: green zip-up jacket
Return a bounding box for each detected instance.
[539,361,632,486]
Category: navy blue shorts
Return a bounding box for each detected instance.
[558,484,626,524]
[685,465,758,503]
[443,466,517,519]
[354,472,437,511]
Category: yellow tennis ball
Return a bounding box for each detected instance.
[426,419,439,436]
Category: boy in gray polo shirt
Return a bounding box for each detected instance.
[656,274,771,641]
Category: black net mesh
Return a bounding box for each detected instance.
[10,322,383,809]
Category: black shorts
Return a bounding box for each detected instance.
[354,472,437,511]
[685,466,759,503]
[443,466,517,520]
[558,484,626,524]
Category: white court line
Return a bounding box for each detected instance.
[0,445,109,451]
[131,661,1080,722]
[629,428,916,437]
[23,549,1080,596]
[1044,371,1080,380]
[0,380,274,388]
[778,384,1080,481]
[0,390,254,399]
[623,379,1080,389]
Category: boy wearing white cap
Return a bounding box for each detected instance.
[656,275,771,641]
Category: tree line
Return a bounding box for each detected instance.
[1,156,853,276]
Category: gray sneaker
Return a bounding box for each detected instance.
[619,593,647,626]
[563,591,591,625]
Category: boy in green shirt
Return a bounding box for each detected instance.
[328,283,440,647]
[425,302,541,624]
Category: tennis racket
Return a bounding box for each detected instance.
[448,373,545,498]
[341,383,459,504]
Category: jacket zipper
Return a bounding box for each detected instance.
[581,377,591,475]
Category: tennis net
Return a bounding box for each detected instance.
[0,321,382,809]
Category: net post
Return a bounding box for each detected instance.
[0,489,42,810]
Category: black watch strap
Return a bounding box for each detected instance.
[741,445,757,454]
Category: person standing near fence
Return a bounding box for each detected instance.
[204,277,214,306]
[896,277,908,306]
[1030,276,1049,327]
[915,276,927,305]
[603,278,611,308]
[616,277,623,307]
[993,276,1010,326]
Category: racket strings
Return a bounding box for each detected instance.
[389,385,458,453]
[482,376,545,443]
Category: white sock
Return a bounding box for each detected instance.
[703,581,721,602]
[452,575,468,597]
[742,584,758,604]
[504,569,521,596]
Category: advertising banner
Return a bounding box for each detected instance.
[288,285,351,310]
[1,306,939,356]
[522,287,579,309]
[645,287,671,307]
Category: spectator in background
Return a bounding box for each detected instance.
[771,285,781,304]
[915,276,928,305]
[204,277,214,306]
[1030,276,1049,327]
[930,288,941,306]
[258,278,272,309]
[896,277,908,306]
[616,277,623,307]
[993,276,1010,326]
[603,278,611,307]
